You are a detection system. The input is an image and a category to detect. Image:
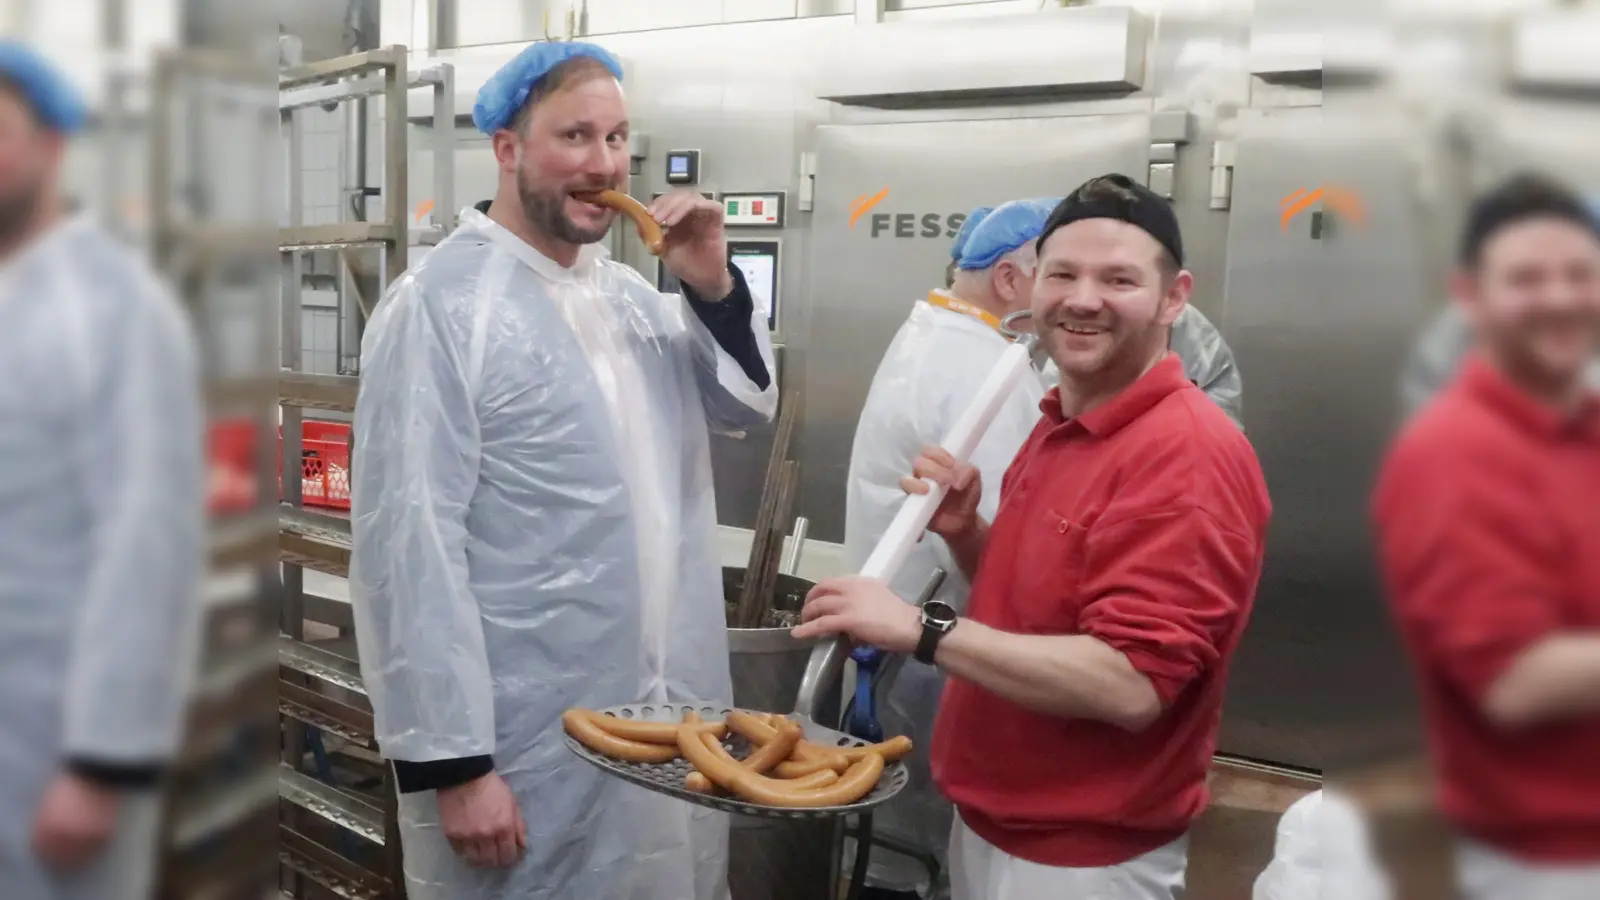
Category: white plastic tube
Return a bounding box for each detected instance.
[793,338,1037,717]
[858,340,1036,580]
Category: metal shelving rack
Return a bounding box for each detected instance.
[143,45,283,900]
[275,45,456,900]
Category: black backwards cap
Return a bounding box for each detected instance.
[1457,172,1600,267]
[1036,173,1184,268]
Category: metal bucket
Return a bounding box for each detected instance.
[721,566,844,900]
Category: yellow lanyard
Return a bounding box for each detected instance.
[924,291,1004,333]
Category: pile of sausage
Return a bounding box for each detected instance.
[562,708,913,809]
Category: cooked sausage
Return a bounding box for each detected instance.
[562,710,679,764]
[574,189,665,255]
[586,710,725,745]
[725,711,778,744]
[685,742,838,794]
[773,756,847,779]
[739,717,801,775]
[678,725,885,808]
[733,712,878,772]
[827,735,914,765]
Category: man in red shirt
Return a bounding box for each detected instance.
[795,174,1271,899]
[1372,173,1600,900]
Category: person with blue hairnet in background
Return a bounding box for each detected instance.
[349,40,776,900]
[944,205,993,290]
[844,198,1055,900]
[0,42,203,900]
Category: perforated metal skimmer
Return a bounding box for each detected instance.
[564,703,910,820]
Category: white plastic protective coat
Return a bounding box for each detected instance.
[0,215,203,900]
[1252,790,1393,900]
[1039,304,1244,428]
[350,207,776,900]
[844,294,1046,897]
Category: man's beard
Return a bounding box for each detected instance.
[0,184,42,248]
[1490,316,1600,398]
[516,167,609,246]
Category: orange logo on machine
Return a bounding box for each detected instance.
[414,199,435,224]
[1280,185,1366,232]
[848,188,890,229]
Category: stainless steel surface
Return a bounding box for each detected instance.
[721,564,846,900]
[1216,103,1429,770]
[278,635,367,697]
[800,113,1152,539]
[780,516,810,576]
[278,46,407,89]
[1511,10,1600,90]
[277,763,386,844]
[813,5,1149,106]
[723,568,830,706]
[278,372,360,411]
[565,703,911,819]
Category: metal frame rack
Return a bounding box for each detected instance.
[142,46,283,900]
[276,45,456,900]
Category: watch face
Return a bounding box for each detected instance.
[922,600,958,627]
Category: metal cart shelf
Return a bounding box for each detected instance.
[274,42,456,900]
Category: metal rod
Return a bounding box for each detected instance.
[780,516,809,576]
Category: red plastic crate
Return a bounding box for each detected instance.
[202,418,352,513]
[206,418,260,515]
[290,421,352,511]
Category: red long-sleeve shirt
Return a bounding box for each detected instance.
[1373,357,1600,863]
[930,354,1271,867]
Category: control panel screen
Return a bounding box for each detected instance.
[728,241,779,331]
[665,150,700,185]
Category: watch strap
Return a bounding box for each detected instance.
[914,618,948,665]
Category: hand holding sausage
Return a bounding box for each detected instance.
[649,189,734,300]
[900,445,982,540]
[436,772,527,868]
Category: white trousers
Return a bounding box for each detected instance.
[948,814,1188,900]
[1458,840,1600,900]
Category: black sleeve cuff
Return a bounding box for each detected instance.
[392,755,495,794]
[67,758,166,790]
[682,263,772,391]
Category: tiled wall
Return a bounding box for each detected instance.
[289,100,388,377]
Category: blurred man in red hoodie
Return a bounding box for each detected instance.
[1373,173,1600,900]
[796,175,1271,900]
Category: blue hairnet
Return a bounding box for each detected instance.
[472,41,624,135]
[957,198,1059,271]
[0,42,86,134]
[950,206,994,262]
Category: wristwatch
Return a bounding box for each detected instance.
[914,600,959,665]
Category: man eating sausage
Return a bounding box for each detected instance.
[1372,173,1600,900]
[796,174,1272,899]
[349,41,775,900]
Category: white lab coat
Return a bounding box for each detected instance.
[350,208,776,900]
[1252,790,1393,900]
[843,294,1045,897]
[1038,304,1244,428]
[0,214,203,900]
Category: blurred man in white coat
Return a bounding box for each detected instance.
[0,42,203,900]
